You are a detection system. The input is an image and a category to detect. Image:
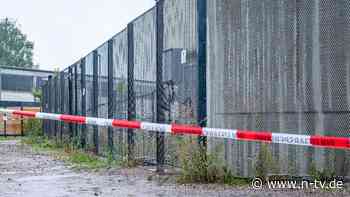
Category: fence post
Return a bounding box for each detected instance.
[197,0,207,149]
[127,22,135,162]
[54,76,58,138]
[68,66,74,140]
[20,105,24,136]
[74,64,78,141]
[80,58,87,148]
[93,50,99,154]
[60,72,65,142]
[156,0,165,173]
[45,82,49,136]
[108,39,115,157]
[41,83,46,136]
[4,117,6,138]
[45,82,49,135]
[48,75,53,138]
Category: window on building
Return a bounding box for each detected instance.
[1,74,34,92]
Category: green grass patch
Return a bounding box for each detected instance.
[0,136,19,141]
[22,135,120,171]
[21,119,125,171]
[61,150,111,170]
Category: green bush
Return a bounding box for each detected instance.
[309,163,336,182]
[255,143,279,180]
[24,119,42,137]
[177,137,249,185]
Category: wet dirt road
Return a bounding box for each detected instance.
[0,140,349,197]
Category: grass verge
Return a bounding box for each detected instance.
[21,119,121,170]
[0,136,19,141]
[22,135,119,171]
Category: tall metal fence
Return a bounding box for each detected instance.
[42,0,350,177]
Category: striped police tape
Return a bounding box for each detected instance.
[1,108,349,150]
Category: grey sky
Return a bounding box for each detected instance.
[0,0,155,70]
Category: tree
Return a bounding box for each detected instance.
[0,18,34,68]
[32,88,42,102]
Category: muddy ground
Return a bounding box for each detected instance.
[0,140,349,197]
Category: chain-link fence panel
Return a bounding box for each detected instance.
[75,61,83,147]
[112,30,129,160]
[53,75,59,138]
[71,65,76,141]
[47,76,53,137]
[162,0,199,166]
[41,82,49,136]
[207,0,350,177]
[84,53,95,150]
[62,69,71,141]
[132,8,157,164]
[97,43,109,155]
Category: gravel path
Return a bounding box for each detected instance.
[0,140,348,197]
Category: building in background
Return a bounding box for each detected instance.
[0,66,53,107]
[0,66,53,136]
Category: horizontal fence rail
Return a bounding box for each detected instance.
[1,108,349,150]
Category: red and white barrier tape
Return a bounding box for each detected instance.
[1,108,349,150]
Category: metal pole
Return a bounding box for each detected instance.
[80,58,87,148]
[43,82,47,136]
[197,0,207,149]
[74,64,78,142]
[197,0,208,174]
[54,76,58,138]
[68,66,73,140]
[48,75,53,138]
[20,105,24,136]
[156,0,165,173]
[107,39,115,157]
[127,22,135,162]
[4,118,6,138]
[60,72,65,142]
[41,83,46,136]
[93,50,99,154]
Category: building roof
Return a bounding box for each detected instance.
[0,66,54,74]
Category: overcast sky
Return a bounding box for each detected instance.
[0,0,155,70]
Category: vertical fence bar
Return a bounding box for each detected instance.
[48,75,53,138]
[20,105,24,136]
[93,50,99,154]
[54,76,58,138]
[68,66,73,140]
[45,81,49,136]
[74,64,78,141]
[127,22,135,162]
[4,118,6,137]
[44,81,49,135]
[197,0,207,148]
[156,0,165,172]
[108,39,115,156]
[80,58,87,148]
[60,72,65,142]
[41,83,45,135]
